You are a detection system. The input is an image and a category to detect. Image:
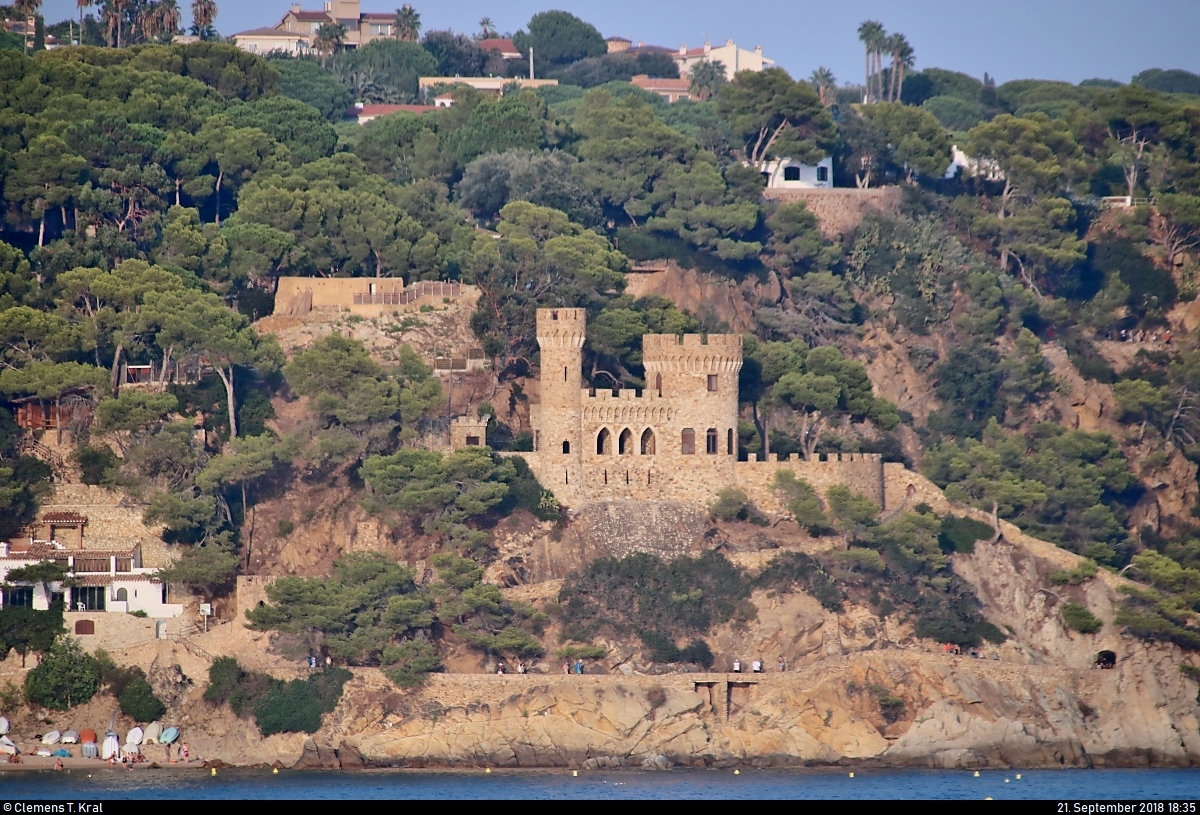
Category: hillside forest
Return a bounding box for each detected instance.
[2,7,1200,714]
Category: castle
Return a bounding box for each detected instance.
[519,308,892,513]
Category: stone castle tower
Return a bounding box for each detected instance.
[524,308,744,505]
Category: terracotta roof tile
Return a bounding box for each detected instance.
[356,104,435,117]
[478,38,518,54]
[41,511,88,524]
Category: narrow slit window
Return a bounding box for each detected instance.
[706,428,718,455]
[707,374,718,392]
[681,428,695,455]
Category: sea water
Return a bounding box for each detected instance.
[1,768,1199,799]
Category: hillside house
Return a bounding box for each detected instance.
[478,38,521,60]
[760,157,834,189]
[233,0,398,55]
[630,74,692,103]
[674,40,774,80]
[349,103,436,123]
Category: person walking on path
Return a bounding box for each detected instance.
[777,656,787,672]
[563,660,570,674]
[574,659,584,674]
[732,659,741,673]
[752,658,763,673]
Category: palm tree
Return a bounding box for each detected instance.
[191,0,217,40]
[478,17,496,39]
[160,0,182,39]
[393,4,420,42]
[77,0,91,41]
[857,20,885,103]
[139,3,161,42]
[889,34,915,102]
[688,59,726,101]
[14,0,42,51]
[103,0,128,47]
[809,67,836,106]
[313,21,345,67]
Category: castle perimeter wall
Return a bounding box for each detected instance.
[734,452,886,513]
[274,277,478,319]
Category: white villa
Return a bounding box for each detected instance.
[673,39,774,80]
[0,512,182,619]
[760,157,834,189]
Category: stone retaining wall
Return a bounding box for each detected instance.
[763,187,902,239]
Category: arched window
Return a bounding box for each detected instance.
[562,440,571,454]
[655,373,662,396]
[681,428,695,455]
[115,588,128,602]
[597,428,612,455]
[706,428,718,454]
[727,428,734,455]
[640,428,656,455]
[618,428,633,455]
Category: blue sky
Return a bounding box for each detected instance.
[39,0,1200,86]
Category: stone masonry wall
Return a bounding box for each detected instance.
[64,611,185,654]
[734,453,886,514]
[763,187,902,240]
[235,575,277,624]
[38,484,175,568]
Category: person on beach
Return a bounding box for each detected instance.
[181,744,190,762]
[54,759,63,771]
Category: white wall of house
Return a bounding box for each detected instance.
[761,157,834,189]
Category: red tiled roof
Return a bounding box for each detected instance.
[478,38,518,54]
[72,573,160,587]
[677,48,708,58]
[1,543,58,561]
[356,104,435,117]
[42,512,88,525]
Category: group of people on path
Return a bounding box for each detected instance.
[494,658,586,674]
[307,655,332,669]
[731,657,787,673]
[1110,328,1171,344]
[495,661,530,674]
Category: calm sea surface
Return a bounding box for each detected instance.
[1,768,1198,799]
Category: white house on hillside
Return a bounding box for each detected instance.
[760,157,834,189]
[943,145,1004,181]
[674,39,774,80]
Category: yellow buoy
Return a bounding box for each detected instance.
[1016,774,1022,780]
[485,768,492,774]
[572,770,578,777]
[273,768,279,775]
[849,772,855,778]
[734,769,740,775]
[973,770,980,777]
[211,768,217,776]
[1005,779,1010,783]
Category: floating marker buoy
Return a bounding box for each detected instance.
[973,770,980,777]
[986,798,993,801]
[849,772,855,778]
[273,768,279,775]
[572,770,578,777]
[734,769,740,775]
[211,768,217,776]
[1016,774,1022,780]
[485,768,491,774]
[1005,779,1010,783]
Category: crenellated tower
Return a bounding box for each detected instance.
[533,308,587,491]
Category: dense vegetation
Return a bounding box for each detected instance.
[1,4,1199,676]
[204,656,351,736]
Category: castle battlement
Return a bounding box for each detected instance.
[643,333,743,352]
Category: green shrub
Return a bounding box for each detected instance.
[756,551,845,612]
[938,515,994,554]
[204,657,244,705]
[868,683,907,722]
[556,643,608,661]
[24,637,100,710]
[1179,662,1200,681]
[382,640,441,688]
[1050,559,1099,585]
[277,520,295,538]
[1061,601,1102,634]
[710,487,751,521]
[639,631,714,667]
[831,547,887,573]
[119,676,167,722]
[250,667,352,736]
[772,471,829,534]
[74,445,117,485]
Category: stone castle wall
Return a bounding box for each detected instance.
[37,484,174,568]
[763,187,902,240]
[65,611,185,654]
[274,277,478,319]
[235,575,277,623]
[734,453,887,513]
